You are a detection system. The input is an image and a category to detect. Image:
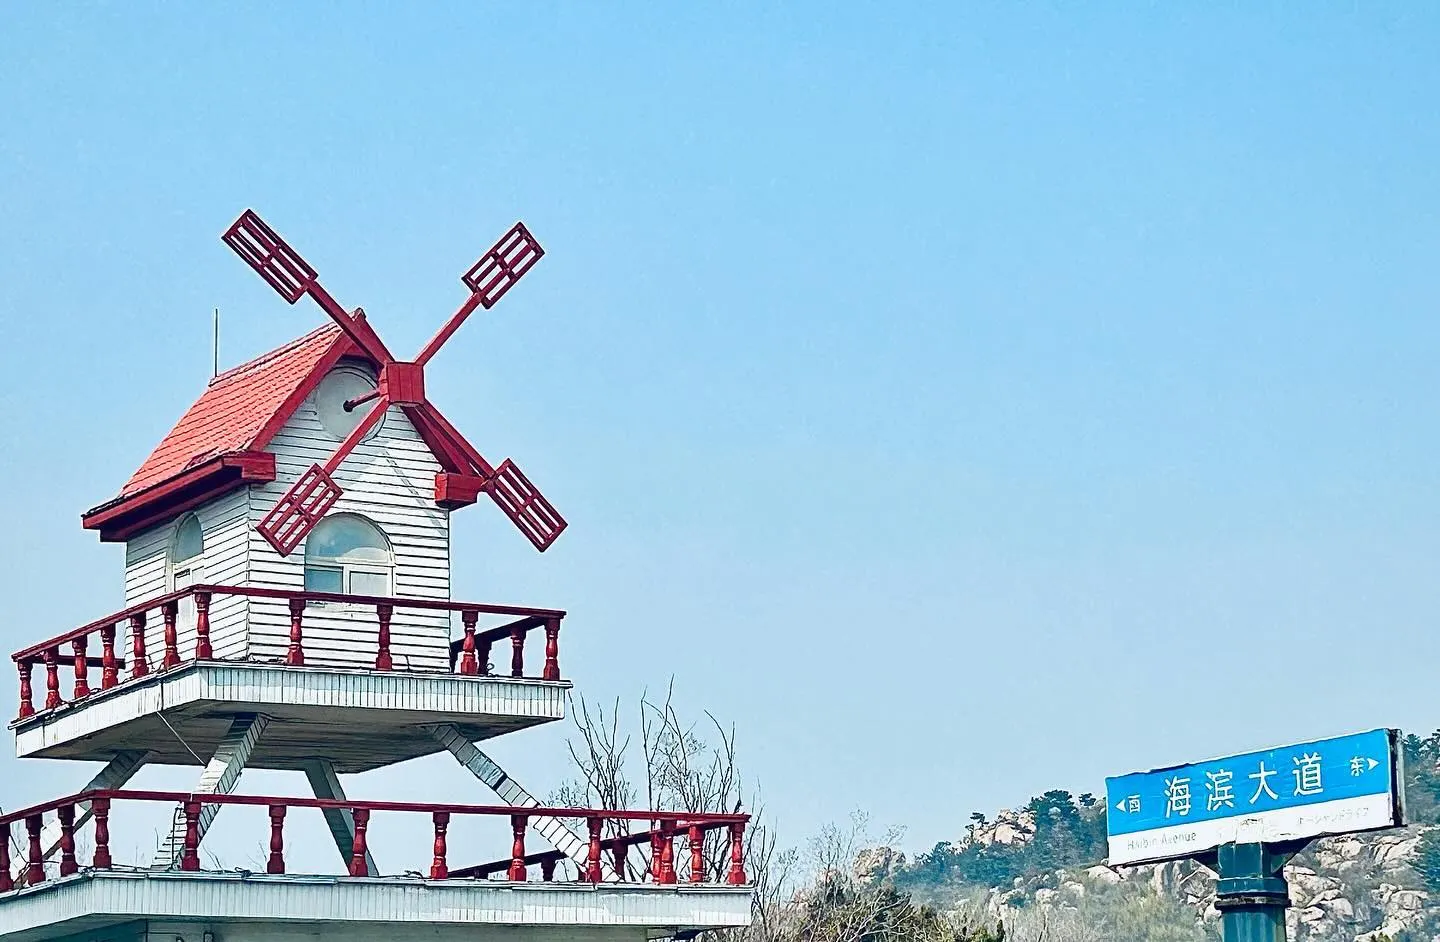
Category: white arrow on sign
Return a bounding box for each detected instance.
[1114,799,1127,813]
[1368,758,1379,771]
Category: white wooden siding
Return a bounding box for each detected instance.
[198,487,251,662]
[122,527,167,603]
[122,487,251,666]
[117,367,452,673]
[246,384,451,671]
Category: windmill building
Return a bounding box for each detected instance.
[0,212,753,942]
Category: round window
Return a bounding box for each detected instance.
[314,366,384,442]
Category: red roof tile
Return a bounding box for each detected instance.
[119,324,347,497]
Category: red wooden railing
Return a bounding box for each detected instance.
[452,815,748,884]
[0,791,748,891]
[11,585,566,722]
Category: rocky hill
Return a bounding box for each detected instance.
[854,731,1440,942]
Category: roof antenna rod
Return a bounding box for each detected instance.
[212,307,220,377]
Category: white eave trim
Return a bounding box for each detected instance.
[13,661,570,757]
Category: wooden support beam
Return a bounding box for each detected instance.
[152,714,268,869]
[303,758,379,876]
[429,724,601,875]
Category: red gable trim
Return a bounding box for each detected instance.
[247,335,364,455]
[403,405,473,476]
[81,452,277,542]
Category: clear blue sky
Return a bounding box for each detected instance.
[2,3,1439,856]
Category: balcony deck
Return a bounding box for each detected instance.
[0,871,753,942]
[12,660,567,771]
[10,586,571,771]
[0,792,752,942]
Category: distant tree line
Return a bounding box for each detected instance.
[1403,730,1440,892]
[897,788,1109,891]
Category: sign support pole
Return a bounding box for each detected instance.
[1204,841,1306,942]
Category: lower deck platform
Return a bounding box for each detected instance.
[0,870,751,941]
[11,662,568,772]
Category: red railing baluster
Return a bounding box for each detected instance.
[13,592,576,691]
[659,820,677,885]
[43,648,62,710]
[161,601,181,669]
[459,610,479,675]
[508,814,527,881]
[727,822,747,884]
[431,811,450,879]
[0,789,748,891]
[0,821,11,892]
[100,624,119,689]
[129,612,149,679]
[510,623,525,678]
[194,591,213,660]
[57,804,77,877]
[542,616,561,681]
[586,816,604,883]
[92,796,112,869]
[375,603,393,671]
[286,598,305,666]
[25,813,44,886]
[17,660,34,719]
[689,824,705,883]
[181,801,201,871]
[71,637,90,700]
[267,805,286,874]
[350,808,370,876]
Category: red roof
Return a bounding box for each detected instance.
[121,324,348,497]
[82,315,489,543]
[80,324,368,541]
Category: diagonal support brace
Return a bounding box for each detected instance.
[303,758,378,876]
[429,724,603,875]
[153,714,269,869]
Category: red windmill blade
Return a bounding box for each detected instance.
[224,209,567,557]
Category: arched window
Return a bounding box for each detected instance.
[171,513,205,631]
[171,513,205,587]
[304,513,394,597]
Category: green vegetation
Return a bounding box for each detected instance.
[1413,829,1440,893]
[785,878,1006,942]
[1400,731,1440,895]
[1002,883,1213,942]
[897,789,1109,893]
[1401,730,1440,826]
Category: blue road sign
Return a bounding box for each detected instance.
[1105,728,1404,866]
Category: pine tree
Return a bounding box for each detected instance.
[1413,828,1440,892]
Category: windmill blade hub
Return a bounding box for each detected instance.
[380,362,426,407]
